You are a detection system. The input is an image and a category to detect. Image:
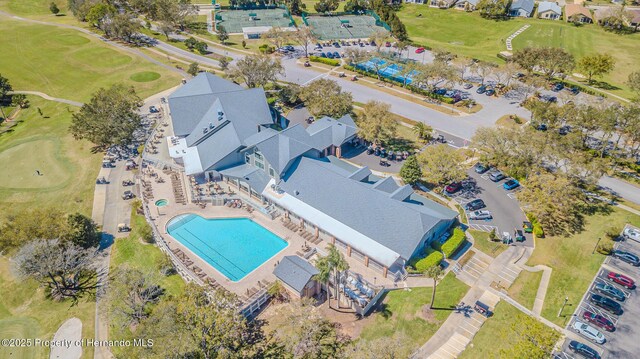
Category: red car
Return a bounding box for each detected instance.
[385,41,392,47]
[415,47,425,54]
[607,272,636,289]
[445,182,461,194]
[582,311,615,332]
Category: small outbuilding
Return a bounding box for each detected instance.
[273,256,320,299]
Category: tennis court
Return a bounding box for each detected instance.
[356,58,419,84]
[306,14,388,40]
[214,8,295,34]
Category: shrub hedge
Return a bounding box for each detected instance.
[309,55,340,66]
[434,228,467,258]
[414,250,444,272]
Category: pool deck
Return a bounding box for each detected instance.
[141,159,434,301]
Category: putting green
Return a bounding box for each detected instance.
[130,71,161,82]
[0,139,70,189]
[0,317,41,359]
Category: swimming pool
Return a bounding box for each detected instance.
[166,214,288,282]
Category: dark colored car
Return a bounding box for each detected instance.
[536,123,548,131]
[515,230,525,242]
[485,88,495,96]
[607,272,636,289]
[122,190,135,200]
[474,163,489,174]
[559,125,571,135]
[589,294,622,315]
[612,250,640,266]
[445,182,462,194]
[489,170,505,182]
[476,85,487,94]
[570,86,580,95]
[523,221,533,233]
[465,199,486,211]
[385,41,391,47]
[333,51,340,58]
[503,179,520,190]
[435,88,447,95]
[284,45,295,51]
[326,52,334,59]
[594,283,626,302]
[553,83,564,92]
[582,311,615,332]
[568,340,601,359]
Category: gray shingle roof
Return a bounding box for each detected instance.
[253,125,313,175]
[218,164,271,193]
[278,157,457,260]
[538,1,561,15]
[371,176,400,193]
[510,0,534,13]
[168,73,275,172]
[273,256,319,294]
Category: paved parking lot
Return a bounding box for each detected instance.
[445,167,532,247]
[557,226,640,359]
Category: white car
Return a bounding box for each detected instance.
[623,227,640,241]
[572,320,606,344]
[468,210,492,220]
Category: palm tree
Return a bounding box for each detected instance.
[412,122,433,143]
[327,245,349,308]
[425,265,444,309]
[314,256,332,308]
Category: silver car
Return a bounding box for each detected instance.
[572,320,606,344]
[469,210,492,220]
[623,227,640,241]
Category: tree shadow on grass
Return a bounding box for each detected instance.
[590,80,621,91]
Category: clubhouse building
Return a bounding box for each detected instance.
[166,73,457,280]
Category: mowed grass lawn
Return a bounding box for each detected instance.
[469,229,508,258]
[0,257,96,359]
[397,5,640,98]
[110,211,186,298]
[0,19,181,103]
[523,207,640,326]
[0,97,101,220]
[109,211,186,357]
[507,269,542,311]
[360,273,469,357]
[458,301,557,359]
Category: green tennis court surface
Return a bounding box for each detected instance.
[214,8,294,34]
[306,14,387,40]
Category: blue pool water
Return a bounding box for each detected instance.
[167,214,288,281]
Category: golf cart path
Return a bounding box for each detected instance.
[49,317,82,359]
[8,91,83,107]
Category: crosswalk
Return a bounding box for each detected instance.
[495,262,522,289]
[428,332,473,359]
[468,223,498,233]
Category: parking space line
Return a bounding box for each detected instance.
[468,316,484,325]
[502,265,520,276]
